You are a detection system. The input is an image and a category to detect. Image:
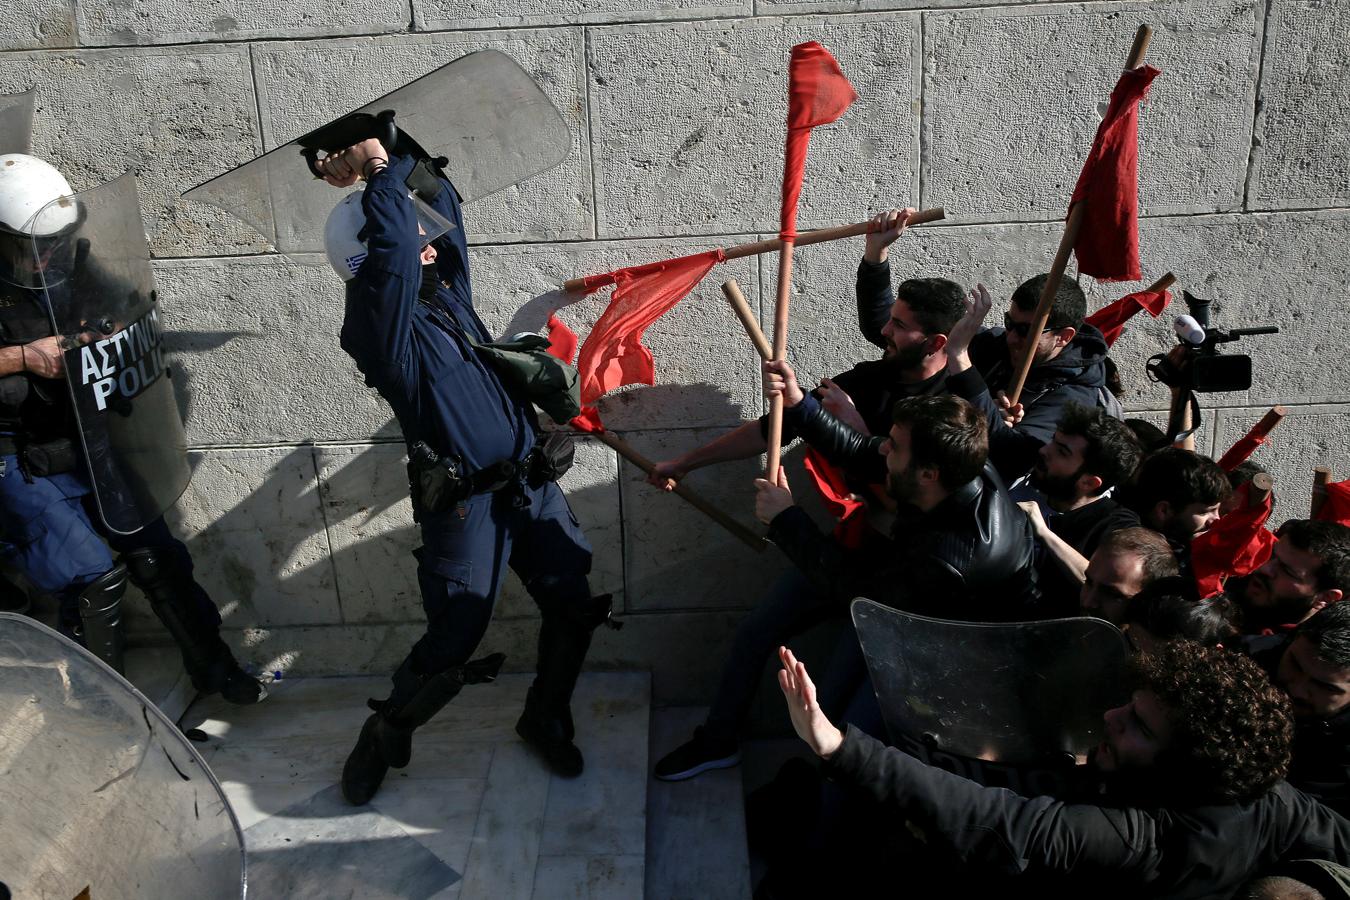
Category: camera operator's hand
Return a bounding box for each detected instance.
[863,208,913,264]
[1164,344,1191,394]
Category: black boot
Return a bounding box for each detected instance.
[122,547,265,705]
[77,565,128,673]
[342,652,506,805]
[516,594,618,778]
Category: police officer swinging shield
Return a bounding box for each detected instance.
[184,51,619,803]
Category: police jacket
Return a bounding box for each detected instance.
[766,393,1040,620]
[825,724,1350,899]
[0,282,75,444]
[339,155,536,474]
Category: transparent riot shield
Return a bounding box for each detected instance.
[182,49,571,255]
[29,173,191,535]
[853,599,1129,783]
[0,88,34,155]
[0,612,245,899]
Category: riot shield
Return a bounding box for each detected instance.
[0,612,245,899]
[181,49,571,254]
[0,88,34,155]
[852,599,1129,795]
[29,173,191,534]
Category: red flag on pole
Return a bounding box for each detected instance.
[1315,481,1350,527]
[570,248,726,421]
[1071,64,1161,282]
[780,42,857,242]
[1191,481,1277,599]
[1084,286,1171,347]
[1217,408,1286,472]
[545,313,578,365]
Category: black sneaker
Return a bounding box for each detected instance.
[653,727,740,781]
[516,706,584,778]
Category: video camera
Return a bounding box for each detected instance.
[1146,291,1278,393]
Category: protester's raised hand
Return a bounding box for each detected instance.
[863,208,914,264]
[818,377,869,435]
[1016,499,1048,538]
[946,283,993,370]
[647,459,686,492]
[777,646,844,759]
[762,360,805,408]
[753,466,794,525]
[316,138,389,188]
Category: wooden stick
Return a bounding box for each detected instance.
[1146,271,1177,294]
[1007,202,1087,405]
[591,429,766,552]
[1007,26,1153,406]
[1314,467,1334,519]
[1255,405,1287,434]
[765,246,794,477]
[722,279,772,361]
[561,208,946,293]
[1248,472,1274,508]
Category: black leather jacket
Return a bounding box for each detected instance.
[768,394,1041,620]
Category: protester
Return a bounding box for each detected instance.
[775,642,1350,898]
[1121,579,1238,654]
[1127,447,1232,577]
[1017,403,1143,613]
[653,377,1036,782]
[1080,527,1180,626]
[1249,602,1350,816]
[936,277,1118,481]
[1229,520,1350,634]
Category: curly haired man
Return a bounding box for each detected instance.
[777,641,1350,898]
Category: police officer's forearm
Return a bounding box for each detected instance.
[0,345,22,376]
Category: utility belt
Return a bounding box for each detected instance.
[407,431,575,522]
[0,434,79,480]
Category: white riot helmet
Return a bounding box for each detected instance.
[0,153,81,289]
[322,188,456,282]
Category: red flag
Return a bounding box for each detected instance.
[781,42,856,241]
[1315,481,1350,527]
[1071,65,1161,282]
[545,313,578,365]
[802,447,869,547]
[572,249,725,410]
[1192,481,1277,599]
[1084,287,1171,346]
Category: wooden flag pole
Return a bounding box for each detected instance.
[1146,271,1178,294]
[1314,467,1334,519]
[592,429,767,552]
[1248,472,1275,509]
[562,208,945,293]
[1007,24,1153,406]
[765,242,794,477]
[722,279,772,361]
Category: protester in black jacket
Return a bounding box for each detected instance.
[757,364,1039,619]
[930,277,1118,481]
[776,641,1350,899]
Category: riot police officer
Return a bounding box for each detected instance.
[0,153,263,704]
[318,140,615,805]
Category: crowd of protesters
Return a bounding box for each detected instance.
[646,209,1350,898]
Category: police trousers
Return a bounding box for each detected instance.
[403,478,592,679]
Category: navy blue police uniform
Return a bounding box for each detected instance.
[0,266,259,702]
[338,154,609,798]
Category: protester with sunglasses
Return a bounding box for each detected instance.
[941,276,1119,481]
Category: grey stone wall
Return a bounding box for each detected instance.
[6,0,1347,703]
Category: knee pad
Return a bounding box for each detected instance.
[78,564,128,673]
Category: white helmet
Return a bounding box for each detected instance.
[0,153,81,288]
[322,188,456,282]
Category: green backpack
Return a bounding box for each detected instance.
[471,333,581,425]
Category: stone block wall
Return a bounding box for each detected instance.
[5,0,1347,703]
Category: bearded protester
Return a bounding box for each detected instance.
[773,641,1350,898]
[1230,520,1350,634]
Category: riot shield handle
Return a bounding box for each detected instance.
[298,109,401,180]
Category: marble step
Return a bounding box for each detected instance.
[181,671,650,900]
[646,707,753,900]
